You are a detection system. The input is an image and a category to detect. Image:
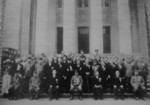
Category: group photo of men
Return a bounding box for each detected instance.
[1,50,149,101]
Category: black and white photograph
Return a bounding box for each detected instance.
[0,0,150,105]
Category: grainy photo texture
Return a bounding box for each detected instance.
[0,0,150,105]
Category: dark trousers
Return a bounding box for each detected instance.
[48,86,59,99]
[29,88,40,99]
[93,87,103,99]
[114,86,124,98]
[133,86,146,98]
[8,87,20,99]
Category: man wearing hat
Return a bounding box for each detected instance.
[70,70,83,100]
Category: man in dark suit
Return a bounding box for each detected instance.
[61,56,69,93]
[93,71,103,100]
[113,70,125,100]
[48,69,59,100]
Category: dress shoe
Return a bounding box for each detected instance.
[70,96,73,100]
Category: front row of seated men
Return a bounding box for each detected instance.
[8,69,146,101]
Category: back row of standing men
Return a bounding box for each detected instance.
[1,50,149,100]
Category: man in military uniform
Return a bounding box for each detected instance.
[48,69,59,101]
[130,71,146,100]
[113,71,125,100]
[70,70,83,100]
[93,71,103,100]
[29,72,41,100]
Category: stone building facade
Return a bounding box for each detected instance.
[0,0,150,75]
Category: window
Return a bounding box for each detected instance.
[104,0,110,7]
[103,26,111,53]
[84,0,88,7]
[78,0,82,7]
[57,0,62,8]
[78,27,89,53]
[78,0,89,8]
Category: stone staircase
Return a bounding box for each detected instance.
[146,79,150,96]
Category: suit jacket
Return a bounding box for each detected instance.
[49,75,59,87]
[113,76,124,87]
[15,63,24,76]
[93,76,103,86]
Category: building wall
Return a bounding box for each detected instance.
[1,0,150,57]
[3,0,22,50]
[20,0,31,55]
[110,0,119,54]
[2,0,31,55]
[137,0,149,55]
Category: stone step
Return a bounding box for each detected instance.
[0,92,149,98]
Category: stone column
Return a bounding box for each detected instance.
[20,0,31,55]
[129,0,141,53]
[35,0,49,55]
[110,0,120,54]
[47,0,57,55]
[144,0,150,78]
[117,0,132,54]
[3,0,22,50]
[29,0,37,54]
[90,0,103,54]
[137,0,148,55]
[0,0,6,78]
[63,0,78,54]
